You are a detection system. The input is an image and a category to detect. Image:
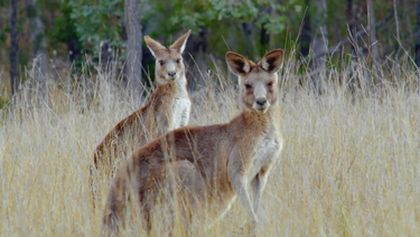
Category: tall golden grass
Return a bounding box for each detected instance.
[0,57,419,236]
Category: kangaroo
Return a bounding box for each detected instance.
[92,30,192,177]
[102,49,284,236]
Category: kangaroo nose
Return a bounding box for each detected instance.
[256,98,267,106]
[168,71,176,77]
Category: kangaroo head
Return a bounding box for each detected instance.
[144,30,191,85]
[226,49,283,113]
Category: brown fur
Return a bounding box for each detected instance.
[93,83,178,169]
[102,49,285,236]
[90,31,192,208]
[91,31,191,173]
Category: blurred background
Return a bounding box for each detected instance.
[0,0,419,104]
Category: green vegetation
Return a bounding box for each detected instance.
[0,1,414,71]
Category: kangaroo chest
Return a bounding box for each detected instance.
[248,132,281,177]
[171,97,191,128]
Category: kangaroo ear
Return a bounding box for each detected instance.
[144,35,166,58]
[169,30,191,54]
[259,49,284,73]
[225,51,252,76]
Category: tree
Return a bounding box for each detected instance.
[26,0,46,56]
[366,0,379,67]
[309,0,328,92]
[300,0,311,57]
[415,0,420,67]
[26,0,48,105]
[68,0,124,56]
[311,0,328,66]
[346,0,357,55]
[393,0,401,43]
[124,0,143,96]
[9,0,19,95]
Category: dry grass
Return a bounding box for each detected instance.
[0,59,419,237]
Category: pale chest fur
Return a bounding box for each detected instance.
[248,128,283,178]
[170,96,191,129]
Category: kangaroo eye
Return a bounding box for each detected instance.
[267,82,273,87]
[175,58,181,64]
[159,60,165,66]
[245,84,253,90]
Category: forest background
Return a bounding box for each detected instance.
[1,0,419,101]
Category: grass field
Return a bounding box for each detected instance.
[0,59,419,236]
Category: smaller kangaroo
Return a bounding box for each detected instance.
[92,30,192,177]
[102,49,284,236]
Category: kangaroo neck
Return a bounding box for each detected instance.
[242,110,272,129]
[155,75,188,97]
[227,109,274,140]
[174,75,188,96]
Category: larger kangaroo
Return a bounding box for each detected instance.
[102,49,284,236]
[92,31,192,176]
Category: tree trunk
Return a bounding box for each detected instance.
[26,0,46,56]
[346,0,357,55]
[310,0,328,92]
[100,40,112,71]
[241,23,255,57]
[10,0,19,96]
[300,1,311,57]
[415,0,420,67]
[26,0,48,105]
[125,0,143,97]
[311,0,328,67]
[366,0,379,67]
[393,0,401,43]
[259,27,270,51]
[346,0,368,90]
[259,6,272,52]
[187,28,208,90]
